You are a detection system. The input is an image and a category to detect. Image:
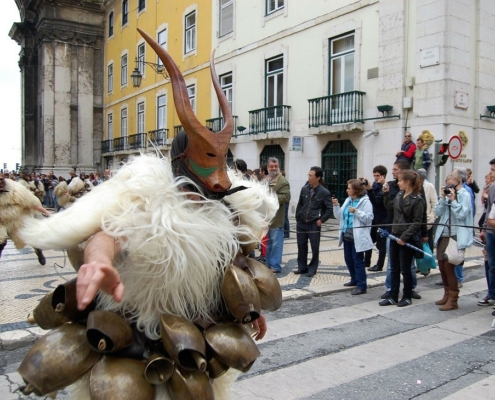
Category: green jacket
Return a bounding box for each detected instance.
[268,173,291,228]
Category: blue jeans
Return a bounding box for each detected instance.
[454,264,464,283]
[266,226,284,272]
[485,232,495,299]
[385,238,417,291]
[343,240,367,290]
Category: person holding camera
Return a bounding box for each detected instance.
[381,170,424,307]
[433,174,473,311]
[332,179,373,295]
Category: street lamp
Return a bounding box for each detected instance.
[131,58,168,88]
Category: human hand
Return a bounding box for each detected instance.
[480,231,486,243]
[364,178,372,190]
[76,261,124,310]
[396,151,402,157]
[349,207,356,213]
[382,183,389,192]
[252,314,267,341]
[332,197,339,206]
[397,239,405,245]
[422,237,428,243]
[316,219,322,227]
[446,189,456,201]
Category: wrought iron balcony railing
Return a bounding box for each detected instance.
[173,125,183,137]
[101,139,113,153]
[248,105,291,134]
[148,128,169,146]
[308,91,366,128]
[205,116,238,133]
[113,136,128,152]
[128,133,147,150]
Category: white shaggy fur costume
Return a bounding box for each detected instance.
[19,155,278,399]
[0,179,43,248]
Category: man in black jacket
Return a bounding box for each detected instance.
[294,166,333,277]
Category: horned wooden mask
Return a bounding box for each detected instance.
[138,28,233,193]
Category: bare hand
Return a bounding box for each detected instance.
[316,219,322,227]
[396,151,402,157]
[252,314,267,341]
[422,237,428,243]
[480,231,486,243]
[332,197,339,206]
[76,261,124,310]
[382,183,389,192]
[349,207,356,213]
[397,239,405,245]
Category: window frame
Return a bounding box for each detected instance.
[108,12,114,37]
[187,84,196,113]
[137,102,145,134]
[107,113,113,140]
[138,0,146,13]
[107,63,114,93]
[137,43,145,75]
[265,55,284,109]
[157,95,167,130]
[328,32,355,95]
[122,0,129,26]
[121,54,128,86]
[266,0,284,15]
[157,29,167,67]
[121,108,128,137]
[219,0,234,37]
[184,11,196,54]
[220,72,233,114]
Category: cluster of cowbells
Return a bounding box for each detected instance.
[18,254,282,399]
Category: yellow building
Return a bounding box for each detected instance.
[102,0,214,170]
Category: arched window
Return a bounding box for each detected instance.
[321,140,357,202]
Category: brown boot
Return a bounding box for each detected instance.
[435,288,449,305]
[439,290,459,311]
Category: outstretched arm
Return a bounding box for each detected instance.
[33,204,51,216]
[76,231,124,310]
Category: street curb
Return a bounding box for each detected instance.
[1,258,485,351]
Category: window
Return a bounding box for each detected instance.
[121,108,128,137]
[157,95,166,129]
[108,63,114,93]
[185,11,196,54]
[219,0,233,37]
[157,29,167,67]
[122,0,128,25]
[220,73,233,113]
[266,0,284,14]
[121,54,127,86]
[329,33,354,95]
[187,85,196,113]
[137,43,145,75]
[138,0,145,12]
[108,12,114,37]
[137,102,145,133]
[107,113,113,140]
[265,56,283,116]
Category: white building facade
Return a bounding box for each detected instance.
[211,0,495,220]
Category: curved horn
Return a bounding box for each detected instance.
[209,49,234,137]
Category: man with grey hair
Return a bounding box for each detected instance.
[417,169,438,251]
[265,157,291,273]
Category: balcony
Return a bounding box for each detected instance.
[128,133,147,150]
[248,105,291,136]
[173,125,183,137]
[149,129,169,146]
[113,136,128,152]
[205,116,238,133]
[101,139,113,154]
[308,91,366,128]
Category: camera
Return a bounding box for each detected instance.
[443,184,456,195]
[361,179,368,186]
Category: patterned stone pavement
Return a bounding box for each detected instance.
[0,217,485,333]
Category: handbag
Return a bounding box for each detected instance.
[444,237,465,265]
[416,243,437,275]
[343,227,354,242]
[443,203,465,265]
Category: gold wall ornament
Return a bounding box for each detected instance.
[458,130,468,148]
[419,130,435,149]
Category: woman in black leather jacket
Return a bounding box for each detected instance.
[381,170,424,307]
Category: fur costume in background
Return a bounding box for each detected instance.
[55,177,92,208]
[18,155,278,399]
[0,179,44,248]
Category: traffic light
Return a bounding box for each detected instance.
[435,142,450,167]
[3,163,6,170]
[15,163,20,171]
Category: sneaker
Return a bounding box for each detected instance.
[379,298,397,306]
[478,296,494,306]
[368,265,383,272]
[411,291,422,300]
[458,282,463,288]
[380,291,391,299]
[397,297,412,307]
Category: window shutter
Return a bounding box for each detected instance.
[220,1,233,37]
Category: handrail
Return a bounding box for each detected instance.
[308,91,366,127]
[248,105,291,134]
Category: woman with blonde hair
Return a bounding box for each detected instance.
[381,170,424,307]
[332,179,373,295]
[434,173,473,310]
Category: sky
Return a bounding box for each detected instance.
[0,2,22,171]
